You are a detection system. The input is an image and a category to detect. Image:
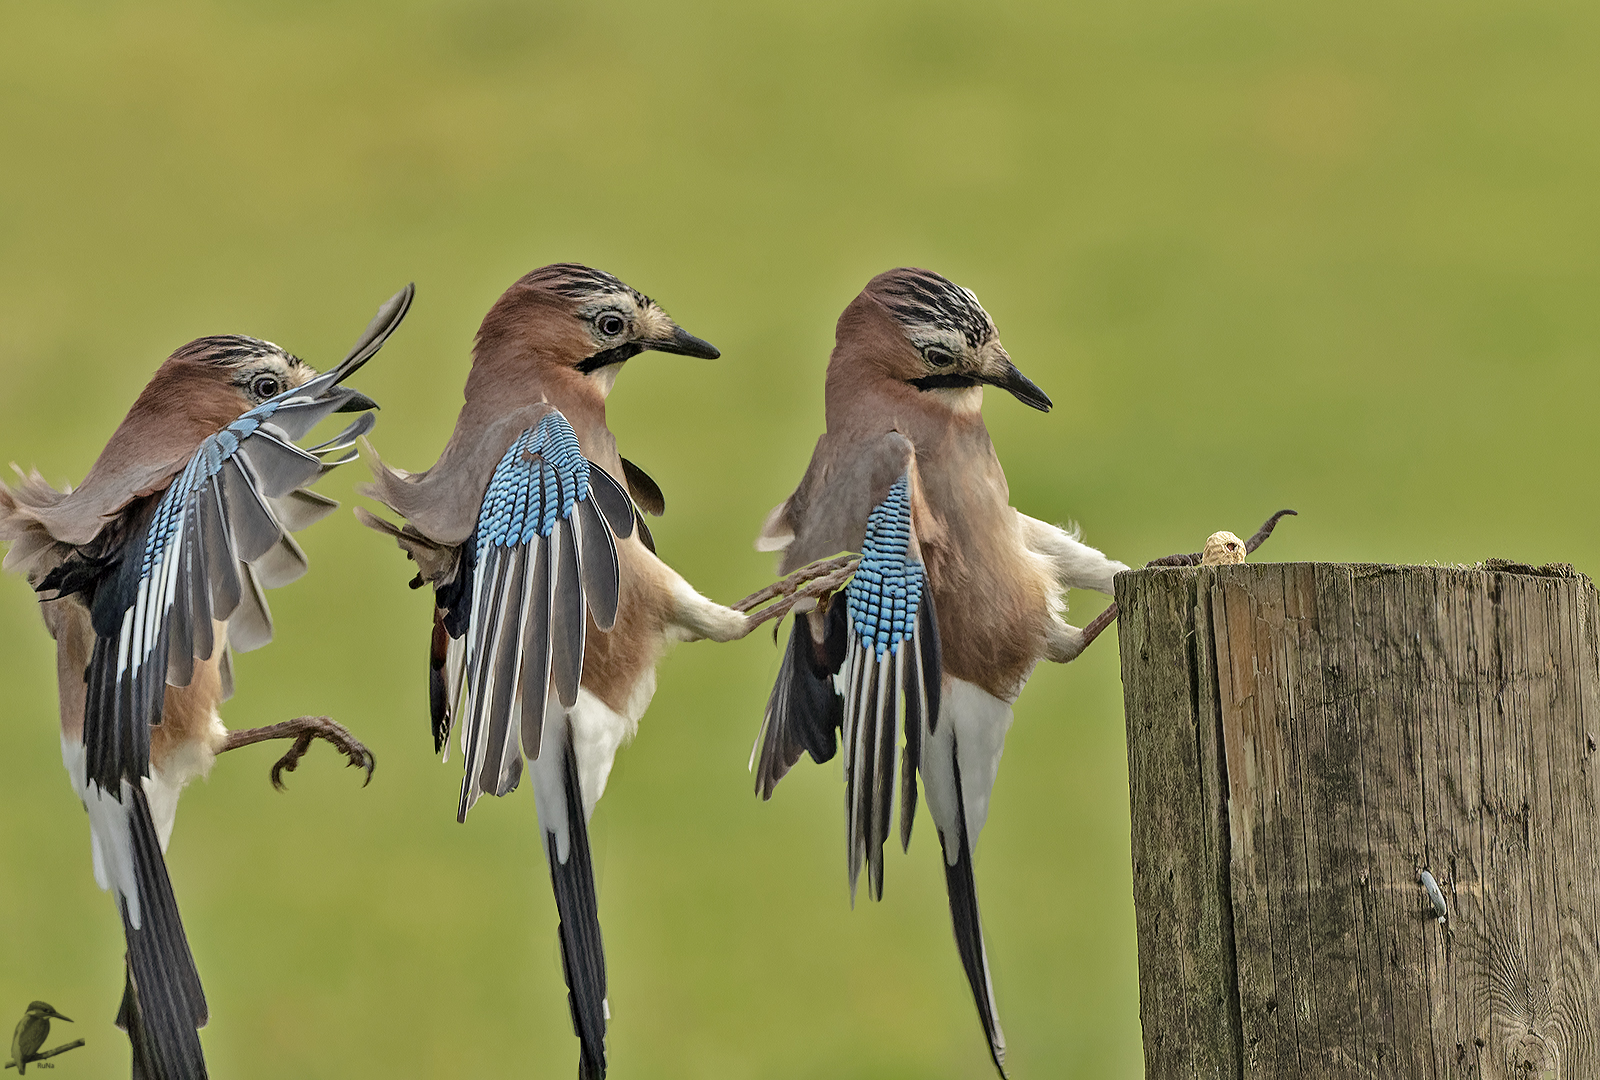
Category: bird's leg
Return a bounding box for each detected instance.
[734,553,861,631]
[1068,509,1298,659]
[1073,605,1121,655]
[219,716,376,791]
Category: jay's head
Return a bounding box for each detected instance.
[164,335,378,414]
[474,263,720,396]
[838,267,1052,413]
[168,336,315,406]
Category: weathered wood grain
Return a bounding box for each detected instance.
[1117,563,1600,1080]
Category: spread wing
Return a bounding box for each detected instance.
[753,431,939,837]
[839,472,941,903]
[445,408,636,822]
[58,284,411,795]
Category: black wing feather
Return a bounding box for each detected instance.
[618,456,665,516]
[586,464,635,539]
[429,609,454,754]
[519,539,554,766]
[751,600,848,799]
[479,545,528,799]
[550,518,586,709]
[575,497,620,632]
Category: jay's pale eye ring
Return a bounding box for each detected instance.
[923,347,956,367]
[251,375,281,398]
[597,314,626,336]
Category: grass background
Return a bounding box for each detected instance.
[2,1,1597,1076]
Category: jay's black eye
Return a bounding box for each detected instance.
[923,347,957,368]
[251,375,282,399]
[597,314,626,337]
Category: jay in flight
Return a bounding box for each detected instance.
[357,264,813,1079]
[751,268,1131,1076]
[0,287,411,1080]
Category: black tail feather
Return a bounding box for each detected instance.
[116,961,157,1080]
[120,786,208,1080]
[545,733,607,1079]
[941,746,1006,1078]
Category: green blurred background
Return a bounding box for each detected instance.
[2,2,1596,1076]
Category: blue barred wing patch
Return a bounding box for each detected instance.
[455,408,634,821]
[839,469,939,905]
[476,412,592,555]
[845,476,925,658]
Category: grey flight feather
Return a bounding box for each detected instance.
[450,409,633,822]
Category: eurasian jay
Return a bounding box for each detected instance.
[357,264,769,1079]
[750,267,1131,1076]
[0,286,411,1080]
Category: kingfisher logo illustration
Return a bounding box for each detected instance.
[8,1002,83,1073]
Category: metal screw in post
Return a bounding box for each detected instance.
[1419,870,1447,924]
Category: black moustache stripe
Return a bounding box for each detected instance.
[576,342,645,374]
[909,373,981,391]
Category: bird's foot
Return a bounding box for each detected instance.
[734,553,861,631]
[1072,509,1298,656]
[1145,508,1298,567]
[220,716,377,791]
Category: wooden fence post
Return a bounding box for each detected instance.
[1116,562,1600,1079]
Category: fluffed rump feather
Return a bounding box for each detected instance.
[0,465,74,582]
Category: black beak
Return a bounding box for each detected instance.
[647,325,721,360]
[335,389,380,412]
[47,1008,73,1023]
[985,361,1052,412]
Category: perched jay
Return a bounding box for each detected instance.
[357,264,767,1079]
[751,268,1131,1076]
[0,287,411,1080]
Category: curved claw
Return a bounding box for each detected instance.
[1075,507,1300,655]
[223,716,377,791]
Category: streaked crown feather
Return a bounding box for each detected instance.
[870,268,996,350]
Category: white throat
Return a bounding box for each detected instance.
[928,384,984,414]
[590,364,622,399]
